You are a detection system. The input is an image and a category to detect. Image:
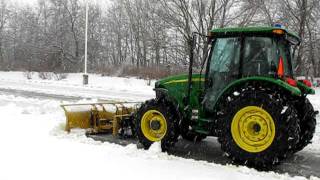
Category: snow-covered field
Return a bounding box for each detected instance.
[0,71,319,180]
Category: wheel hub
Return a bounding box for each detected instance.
[231,106,276,153]
[141,110,167,142]
[253,123,261,133]
[150,120,161,131]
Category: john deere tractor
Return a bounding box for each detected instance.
[135,26,317,168]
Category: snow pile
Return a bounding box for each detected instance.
[307,89,320,152]
[0,71,155,101]
[0,94,319,180]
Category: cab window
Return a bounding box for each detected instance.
[210,37,240,74]
[242,37,276,76]
[242,37,293,77]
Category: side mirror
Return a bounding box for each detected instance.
[208,31,214,43]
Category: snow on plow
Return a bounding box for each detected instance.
[61,101,140,136]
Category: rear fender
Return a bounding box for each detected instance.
[297,81,315,95]
[214,77,301,109]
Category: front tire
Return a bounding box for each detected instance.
[135,98,179,151]
[217,88,300,168]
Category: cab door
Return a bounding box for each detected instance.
[203,37,241,112]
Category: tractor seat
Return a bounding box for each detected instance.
[243,59,269,76]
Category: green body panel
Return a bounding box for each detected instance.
[155,74,204,112]
[210,26,300,41]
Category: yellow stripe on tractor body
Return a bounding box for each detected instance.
[61,101,139,136]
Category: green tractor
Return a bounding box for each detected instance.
[134,26,317,168]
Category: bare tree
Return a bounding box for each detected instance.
[0,0,9,68]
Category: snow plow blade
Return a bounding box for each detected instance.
[61,102,139,136]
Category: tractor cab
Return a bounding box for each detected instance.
[203,27,300,111]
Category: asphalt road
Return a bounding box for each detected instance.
[90,134,320,178]
[0,88,83,101]
[1,88,319,178]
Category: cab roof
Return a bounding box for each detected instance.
[210,26,300,42]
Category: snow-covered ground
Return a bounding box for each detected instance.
[0,71,155,101]
[0,71,319,180]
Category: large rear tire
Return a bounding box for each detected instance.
[217,88,300,168]
[294,98,317,152]
[135,98,179,151]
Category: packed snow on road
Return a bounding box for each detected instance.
[0,72,319,180]
[0,71,155,101]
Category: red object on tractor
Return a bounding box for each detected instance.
[286,77,297,87]
[303,79,312,87]
[277,56,284,78]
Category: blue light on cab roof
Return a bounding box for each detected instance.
[274,23,282,28]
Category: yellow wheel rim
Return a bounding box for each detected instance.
[141,110,167,142]
[231,106,276,153]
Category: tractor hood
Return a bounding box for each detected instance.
[155,74,204,88]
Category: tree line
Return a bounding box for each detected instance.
[0,0,319,78]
